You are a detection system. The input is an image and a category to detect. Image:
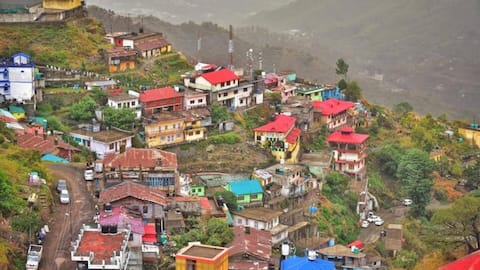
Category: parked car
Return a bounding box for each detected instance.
[361,220,369,228]
[403,198,413,206]
[60,190,70,204]
[56,179,67,193]
[375,218,385,226]
[367,215,381,223]
[84,169,94,181]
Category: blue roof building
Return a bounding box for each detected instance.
[225,180,264,207]
[281,255,335,270]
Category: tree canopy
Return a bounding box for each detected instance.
[393,102,414,116]
[69,96,96,121]
[211,104,229,124]
[214,190,238,211]
[103,107,137,131]
[336,58,349,80]
[343,81,362,102]
[171,217,234,249]
[463,157,480,190]
[430,196,480,253]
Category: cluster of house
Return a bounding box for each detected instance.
[0,0,85,23]
[103,31,172,73]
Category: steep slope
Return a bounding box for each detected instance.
[244,0,480,118]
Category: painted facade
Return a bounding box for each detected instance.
[70,128,133,160]
[232,208,289,245]
[313,98,355,131]
[140,87,183,115]
[459,126,480,148]
[225,180,264,207]
[107,92,142,119]
[43,0,82,10]
[0,53,36,103]
[106,47,136,73]
[144,113,185,148]
[176,244,229,270]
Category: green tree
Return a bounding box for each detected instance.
[374,144,405,177]
[338,79,348,90]
[393,102,414,116]
[324,172,350,197]
[343,81,362,102]
[215,190,238,211]
[103,107,137,131]
[464,157,480,190]
[0,170,21,217]
[396,149,436,216]
[171,218,233,250]
[430,196,480,253]
[90,88,108,106]
[336,58,349,80]
[69,96,96,121]
[211,104,229,124]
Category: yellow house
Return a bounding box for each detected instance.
[176,243,229,270]
[179,108,210,143]
[459,127,480,148]
[254,114,301,164]
[106,47,137,73]
[43,0,82,10]
[144,113,184,148]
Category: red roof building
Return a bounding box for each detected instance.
[98,181,167,207]
[184,69,239,93]
[228,226,272,269]
[201,69,239,85]
[313,98,355,131]
[140,87,183,115]
[327,127,369,179]
[438,250,480,270]
[254,114,301,164]
[16,133,79,159]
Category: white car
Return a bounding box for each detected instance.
[403,199,413,206]
[84,169,94,181]
[361,220,369,228]
[375,218,385,226]
[60,190,70,204]
[367,215,381,223]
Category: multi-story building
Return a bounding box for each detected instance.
[43,0,82,10]
[327,126,369,180]
[179,108,211,142]
[254,114,301,164]
[282,96,314,131]
[0,53,37,103]
[181,87,208,110]
[265,73,297,103]
[144,112,184,148]
[232,207,288,246]
[105,47,137,73]
[176,243,229,270]
[263,163,316,198]
[296,84,342,102]
[99,148,178,195]
[313,98,355,131]
[225,180,264,207]
[107,91,142,119]
[140,87,183,115]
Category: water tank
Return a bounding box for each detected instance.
[281,242,290,256]
[328,238,335,247]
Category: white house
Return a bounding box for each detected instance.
[264,163,317,198]
[70,127,134,159]
[184,68,239,92]
[107,91,142,119]
[181,87,208,110]
[232,207,289,245]
[0,53,36,103]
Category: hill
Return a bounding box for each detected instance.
[243,0,480,119]
[0,17,110,72]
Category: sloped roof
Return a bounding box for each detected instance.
[317,244,365,258]
[98,181,167,206]
[312,98,354,115]
[106,47,137,58]
[102,148,177,168]
[232,207,282,222]
[228,180,263,195]
[286,128,301,144]
[254,114,296,133]
[135,38,170,51]
[98,206,144,234]
[229,226,272,261]
[200,69,238,84]
[139,87,182,102]
[326,126,369,144]
[438,250,480,270]
[281,255,335,270]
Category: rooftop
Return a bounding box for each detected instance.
[135,38,170,51]
[228,226,272,261]
[102,148,177,168]
[285,127,301,144]
[16,133,78,155]
[106,47,137,58]
[98,206,144,234]
[326,126,369,144]
[312,98,354,115]
[178,107,211,122]
[232,207,283,222]
[176,243,229,260]
[200,69,239,85]
[227,180,263,195]
[71,128,133,143]
[139,87,182,103]
[108,93,138,102]
[98,181,167,206]
[438,250,480,270]
[74,230,127,265]
[254,114,296,133]
[120,32,162,41]
[281,255,335,270]
[316,244,366,258]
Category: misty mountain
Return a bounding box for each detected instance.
[87,0,294,25]
[244,0,480,119]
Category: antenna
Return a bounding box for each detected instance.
[258,51,263,71]
[197,29,202,63]
[246,48,254,78]
[228,25,234,69]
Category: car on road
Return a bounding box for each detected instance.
[361,220,369,228]
[375,218,384,226]
[367,215,381,223]
[60,190,70,204]
[84,169,94,181]
[403,198,413,206]
[56,179,67,193]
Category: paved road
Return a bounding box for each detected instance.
[40,164,96,270]
[358,206,408,244]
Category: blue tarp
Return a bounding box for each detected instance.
[281,256,335,270]
[41,154,68,164]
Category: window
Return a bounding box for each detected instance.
[187,260,196,270]
[176,133,181,138]
[161,136,165,141]
[240,99,244,104]
[237,195,244,201]
[251,194,258,200]
[143,206,148,213]
[223,93,228,97]
[254,221,259,229]
[238,218,242,224]
[188,131,193,136]
[195,131,200,135]
[243,88,248,92]
[172,123,176,129]
[234,90,238,94]
[190,100,195,104]
[109,143,114,150]
[198,99,203,103]
[131,101,136,106]
[164,125,168,130]
[218,94,221,98]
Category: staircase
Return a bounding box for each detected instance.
[38,193,48,209]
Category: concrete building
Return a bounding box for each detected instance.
[175,243,229,270]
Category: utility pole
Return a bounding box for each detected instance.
[228,25,234,69]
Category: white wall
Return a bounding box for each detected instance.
[123,39,134,49]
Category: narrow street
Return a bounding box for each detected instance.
[40,164,96,270]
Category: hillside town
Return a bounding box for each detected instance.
[1,1,480,270]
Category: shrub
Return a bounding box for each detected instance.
[11,213,41,233]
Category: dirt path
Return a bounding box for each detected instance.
[40,164,96,270]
